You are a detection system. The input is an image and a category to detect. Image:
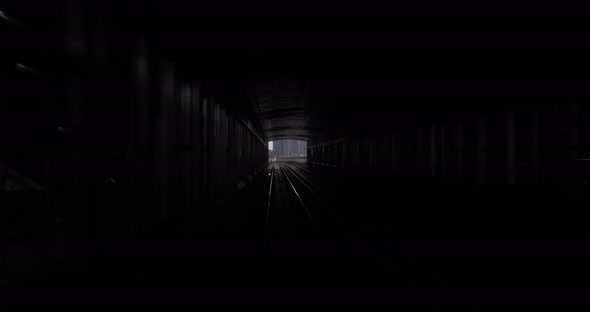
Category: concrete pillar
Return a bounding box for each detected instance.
[157,61,176,218]
[417,128,424,175]
[354,141,359,167]
[201,97,209,202]
[456,123,464,180]
[568,102,581,195]
[507,110,516,184]
[343,142,347,167]
[391,132,396,171]
[531,108,540,184]
[430,125,437,176]
[441,124,447,177]
[476,116,487,184]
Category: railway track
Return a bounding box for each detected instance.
[278,161,318,232]
[263,160,320,254]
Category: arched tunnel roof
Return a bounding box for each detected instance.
[252,80,318,142]
[138,9,588,145]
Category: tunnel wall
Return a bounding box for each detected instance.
[0,2,267,286]
[308,101,590,196]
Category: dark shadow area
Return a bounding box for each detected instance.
[2,1,590,311]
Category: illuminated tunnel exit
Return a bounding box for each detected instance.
[269,140,307,158]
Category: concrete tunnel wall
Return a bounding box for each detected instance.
[308,100,590,196]
[0,2,268,281]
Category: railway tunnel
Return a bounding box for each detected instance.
[1,1,590,310]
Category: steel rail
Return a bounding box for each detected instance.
[279,162,318,232]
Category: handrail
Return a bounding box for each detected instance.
[0,10,30,30]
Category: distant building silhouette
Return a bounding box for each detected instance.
[271,140,307,157]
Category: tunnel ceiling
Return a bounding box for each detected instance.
[251,80,318,141]
[129,5,587,144]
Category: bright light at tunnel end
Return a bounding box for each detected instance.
[268,139,307,157]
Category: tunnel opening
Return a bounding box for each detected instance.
[269,140,307,160]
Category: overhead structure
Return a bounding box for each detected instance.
[252,80,318,141]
